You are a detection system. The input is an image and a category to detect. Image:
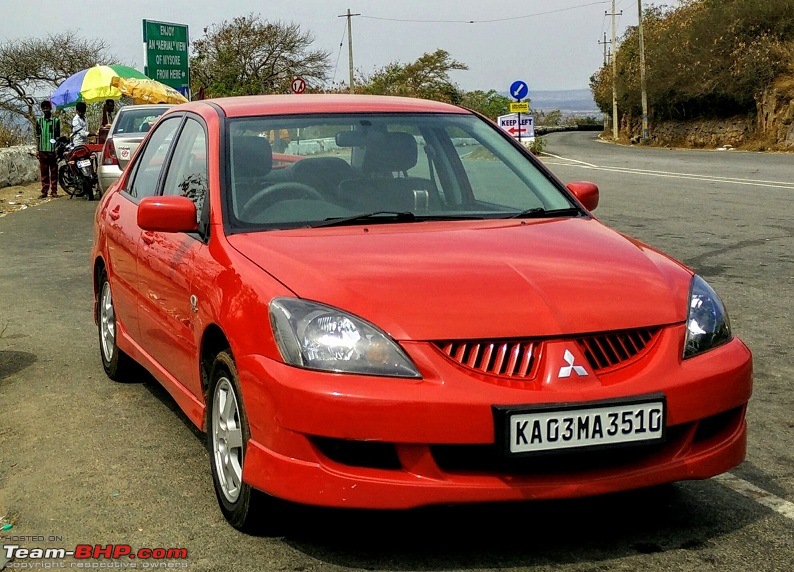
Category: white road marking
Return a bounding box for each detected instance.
[714,472,794,521]
[539,153,794,190]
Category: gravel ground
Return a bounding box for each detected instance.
[0,181,54,217]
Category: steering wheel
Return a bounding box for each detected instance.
[241,182,324,218]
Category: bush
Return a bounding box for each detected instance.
[527,136,546,155]
[0,116,28,147]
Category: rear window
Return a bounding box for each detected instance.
[112,107,170,135]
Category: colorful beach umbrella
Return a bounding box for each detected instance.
[50,65,149,108]
[110,76,188,105]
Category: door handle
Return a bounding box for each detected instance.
[141,231,155,245]
[109,206,121,221]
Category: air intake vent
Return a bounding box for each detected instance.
[436,341,537,378]
[576,328,659,372]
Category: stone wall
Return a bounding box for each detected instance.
[756,82,794,148]
[0,145,39,188]
[647,117,753,148]
[618,81,794,149]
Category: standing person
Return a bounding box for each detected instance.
[101,99,115,127]
[71,101,92,146]
[36,100,61,199]
[99,99,115,144]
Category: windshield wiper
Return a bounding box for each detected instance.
[314,211,416,228]
[508,207,582,219]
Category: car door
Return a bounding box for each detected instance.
[103,116,183,345]
[136,117,209,397]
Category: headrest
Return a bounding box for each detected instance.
[363,131,418,173]
[231,135,272,179]
[290,157,352,186]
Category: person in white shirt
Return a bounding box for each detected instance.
[71,101,92,146]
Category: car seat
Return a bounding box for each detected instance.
[230,135,273,215]
[289,157,352,202]
[338,131,435,212]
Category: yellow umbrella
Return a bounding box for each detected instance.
[110,76,189,105]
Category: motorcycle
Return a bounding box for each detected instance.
[54,136,97,200]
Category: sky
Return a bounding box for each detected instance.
[4,0,669,94]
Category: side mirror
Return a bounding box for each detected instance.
[566,181,599,211]
[137,196,198,233]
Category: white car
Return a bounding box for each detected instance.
[97,104,172,193]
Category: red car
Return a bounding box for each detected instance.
[91,95,752,532]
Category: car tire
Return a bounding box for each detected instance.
[97,269,135,381]
[207,351,283,533]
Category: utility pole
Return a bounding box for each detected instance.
[607,1,622,141]
[598,32,612,132]
[598,32,611,67]
[637,0,649,140]
[338,9,360,94]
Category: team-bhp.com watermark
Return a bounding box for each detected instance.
[3,542,189,568]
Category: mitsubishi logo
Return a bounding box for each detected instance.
[558,349,588,378]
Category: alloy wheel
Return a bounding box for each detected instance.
[212,377,244,503]
[99,281,116,363]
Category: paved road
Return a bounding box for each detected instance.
[0,133,792,571]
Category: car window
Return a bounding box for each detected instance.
[127,116,181,199]
[224,113,572,230]
[447,125,546,211]
[162,118,208,222]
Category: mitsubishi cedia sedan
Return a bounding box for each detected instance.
[91,94,752,532]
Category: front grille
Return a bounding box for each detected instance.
[436,340,538,378]
[435,328,661,380]
[576,328,659,373]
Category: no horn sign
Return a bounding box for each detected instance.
[497,113,535,140]
[291,77,306,94]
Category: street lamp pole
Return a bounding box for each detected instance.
[609,0,621,141]
[638,0,649,140]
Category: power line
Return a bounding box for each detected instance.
[359,1,610,25]
[331,20,347,85]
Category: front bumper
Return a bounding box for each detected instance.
[236,327,752,509]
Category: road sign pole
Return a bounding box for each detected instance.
[509,80,529,145]
[518,112,522,143]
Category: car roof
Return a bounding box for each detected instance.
[174,94,469,118]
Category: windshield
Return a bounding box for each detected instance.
[224,113,575,230]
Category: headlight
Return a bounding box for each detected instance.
[269,298,421,378]
[683,275,732,358]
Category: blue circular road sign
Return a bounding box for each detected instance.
[510,80,529,101]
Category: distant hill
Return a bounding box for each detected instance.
[500,89,601,116]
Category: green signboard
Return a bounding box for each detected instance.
[143,20,190,96]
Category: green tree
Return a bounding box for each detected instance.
[592,0,794,121]
[459,90,511,119]
[356,49,467,104]
[191,14,331,97]
[0,31,114,137]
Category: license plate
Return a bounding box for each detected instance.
[119,148,130,160]
[494,395,666,455]
[76,159,91,168]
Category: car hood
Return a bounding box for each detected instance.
[227,218,692,341]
